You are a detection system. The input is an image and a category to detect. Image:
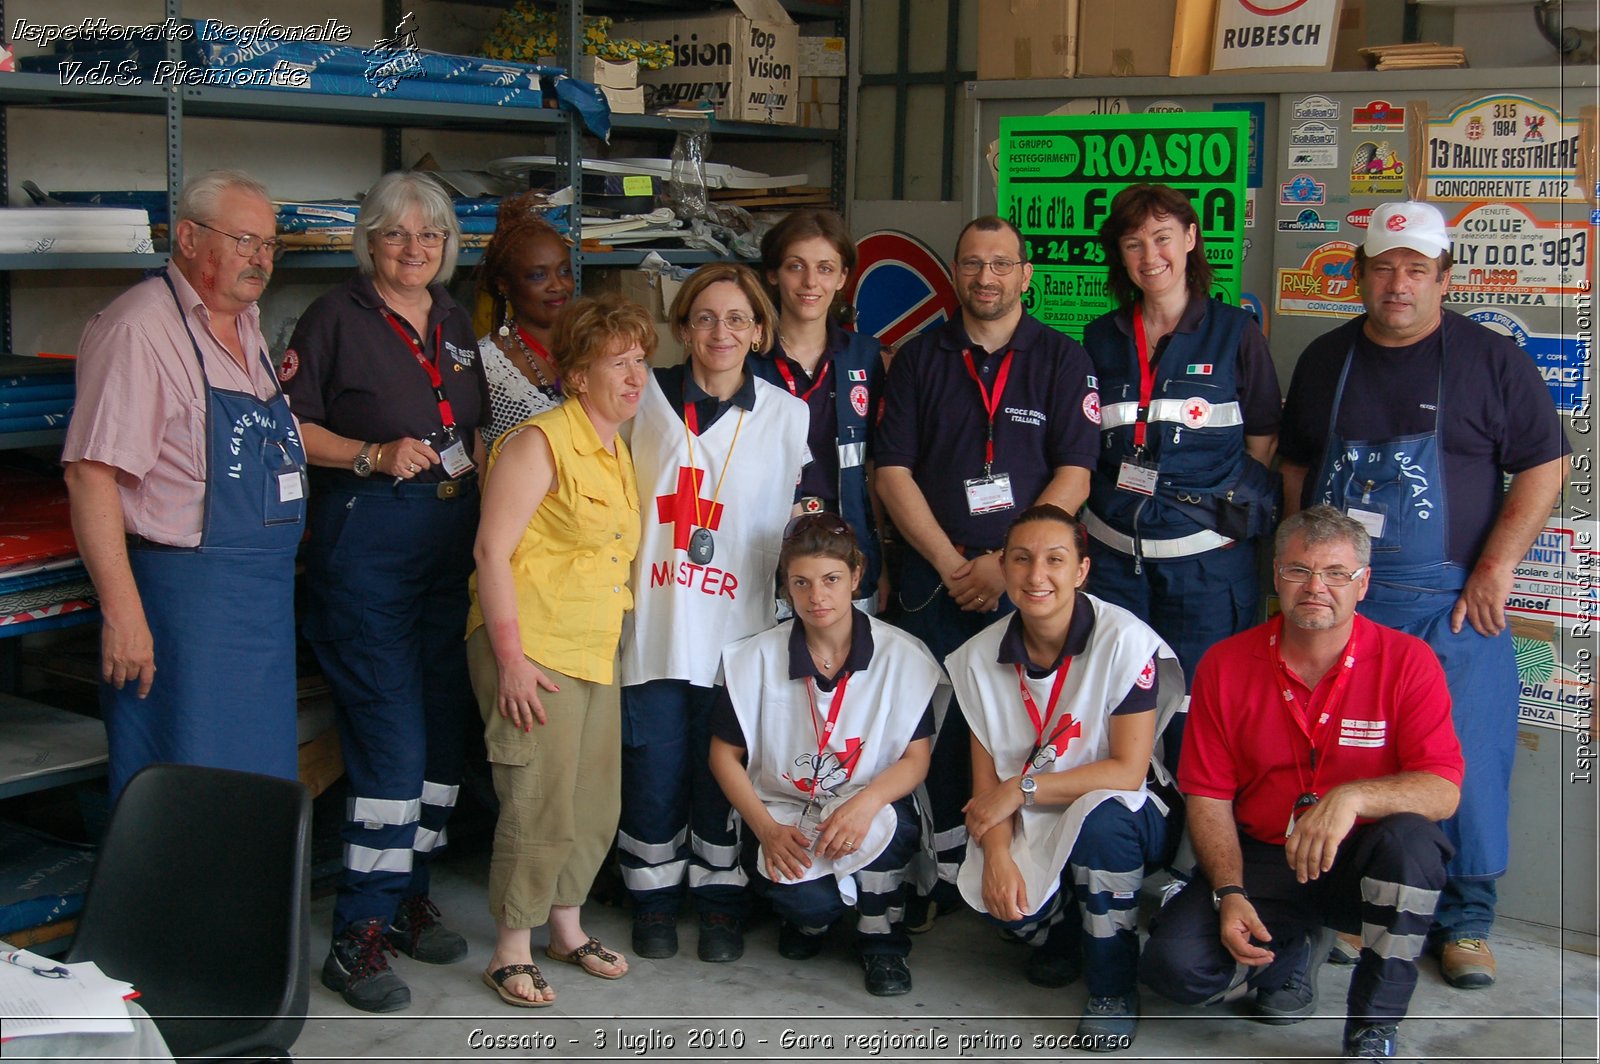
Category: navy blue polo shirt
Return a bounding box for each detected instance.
[1104,296,1282,436]
[1279,312,1569,565]
[654,362,757,433]
[711,610,936,747]
[282,275,487,483]
[760,321,884,505]
[996,594,1157,715]
[876,312,1101,550]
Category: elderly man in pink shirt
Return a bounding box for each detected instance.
[62,169,304,800]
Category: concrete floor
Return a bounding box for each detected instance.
[289,854,1598,1063]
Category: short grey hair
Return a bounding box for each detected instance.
[175,169,270,226]
[353,171,461,282]
[1274,505,1372,567]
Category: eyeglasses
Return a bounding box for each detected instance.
[783,511,852,543]
[192,220,285,261]
[688,311,756,332]
[956,257,1023,276]
[377,228,449,248]
[1277,564,1368,588]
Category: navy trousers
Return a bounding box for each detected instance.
[754,796,920,957]
[618,679,745,918]
[303,481,478,935]
[1141,813,1453,1024]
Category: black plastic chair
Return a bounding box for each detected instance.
[66,764,312,1062]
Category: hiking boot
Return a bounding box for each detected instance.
[697,911,744,963]
[861,953,912,996]
[387,894,467,964]
[322,918,411,1013]
[1252,928,1329,1024]
[632,912,678,959]
[1077,993,1138,1051]
[1343,1020,1399,1058]
[1439,938,1496,988]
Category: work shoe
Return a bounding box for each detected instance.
[1328,931,1361,965]
[1342,1020,1399,1058]
[861,953,912,996]
[778,921,826,960]
[1439,938,1497,988]
[1077,993,1138,1051]
[387,894,468,964]
[697,912,744,962]
[631,912,678,959]
[903,891,955,934]
[1025,924,1082,988]
[1252,928,1329,1024]
[322,918,411,1013]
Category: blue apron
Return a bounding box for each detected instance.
[1311,338,1515,880]
[103,276,306,798]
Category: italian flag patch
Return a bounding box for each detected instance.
[1186,363,1213,375]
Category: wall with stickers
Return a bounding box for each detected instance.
[970,64,1597,938]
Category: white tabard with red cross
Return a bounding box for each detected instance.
[620,372,810,688]
[946,595,1186,918]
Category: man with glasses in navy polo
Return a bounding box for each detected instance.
[876,215,1101,934]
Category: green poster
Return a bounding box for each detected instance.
[997,112,1249,340]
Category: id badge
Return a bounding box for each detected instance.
[797,803,824,845]
[439,437,475,478]
[964,473,1015,515]
[1115,459,1159,496]
[1346,505,1386,540]
[277,470,305,503]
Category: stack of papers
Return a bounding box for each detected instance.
[0,948,136,1040]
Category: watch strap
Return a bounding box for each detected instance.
[1211,884,1248,908]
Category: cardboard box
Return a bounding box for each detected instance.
[978,0,1079,79]
[601,85,646,114]
[620,0,798,124]
[1078,0,1176,77]
[535,54,639,87]
[1169,0,1218,76]
[798,77,841,128]
[798,36,847,77]
[587,268,683,366]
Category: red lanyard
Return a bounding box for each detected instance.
[1268,614,1363,797]
[380,310,456,431]
[1130,311,1157,450]
[805,672,860,782]
[775,355,831,402]
[515,326,562,395]
[962,349,1014,473]
[1015,659,1073,776]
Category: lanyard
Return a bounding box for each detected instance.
[804,672,862,792]
[683,402,746,527]
[775,356,831,402]
[514,325,562,395]
[1268,614,1363,799]
[962,349,1014,475]
[1131,310,1158,451]
[380,310,456,431]
[1015,658,1073,776]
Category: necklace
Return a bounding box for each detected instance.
[681,403,746,565]
[509,326,560,392]
[806,643,839,671]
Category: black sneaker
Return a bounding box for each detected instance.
[1343,1020,1399,1058]
[862,954,912,996]
[322,918,411,1013]
[386,894,468,964]
[1252,928,1330,1025]
[1077,993,1138,1051]
[778,921,826,960]
[632,912,679,959]
[697,912,744,963]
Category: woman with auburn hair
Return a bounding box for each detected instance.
[615,263,810,965]
[466,293,653,1007]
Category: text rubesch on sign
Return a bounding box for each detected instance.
[619,0,797,123]
[1210,0,1341,74]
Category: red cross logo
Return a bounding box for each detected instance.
[1181,397,1212,428]
[656,466,724,551]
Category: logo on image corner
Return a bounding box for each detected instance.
[363,11,423,93]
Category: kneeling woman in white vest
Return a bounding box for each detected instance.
[949,504,1186,1050]
[710,514,941,996]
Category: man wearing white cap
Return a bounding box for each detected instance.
[1277,201,1567,995]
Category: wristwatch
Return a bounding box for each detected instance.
[1018,775,1037,807]
[1211,884,1248,911]
[352,441,376,478]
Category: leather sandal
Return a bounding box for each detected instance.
[482,963,554,1007]
[546,937,627,980]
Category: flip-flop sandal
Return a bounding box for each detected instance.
[546,937,627,980]
[482,963,555,1007]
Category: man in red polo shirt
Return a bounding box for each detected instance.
[1140,506,1463,1060]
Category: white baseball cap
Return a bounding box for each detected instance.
[1364,201,1451,258]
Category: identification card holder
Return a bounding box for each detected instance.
[1346,505,1387,541]
[964,473,1015,515]
[797,803,824,845]
[277,470,305,503]
[1115,458,1160,496]
[439,437,475,478]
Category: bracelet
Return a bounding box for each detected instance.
[373,442,385,472]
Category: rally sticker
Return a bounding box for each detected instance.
[1349,141,1406,196]
[1346,208,1374,228]
[1448,201,1593,309]
[1424,93,1581,202]
[1278,208,1339,233]
[1280,174,1327,206]
[1276,240,1363,318]
[1290,121,1338,146]
[1467,308,1590,414]
[1292,95,1339,121]
[1351,99,1405,132]
[1288,146,1338,170]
